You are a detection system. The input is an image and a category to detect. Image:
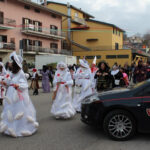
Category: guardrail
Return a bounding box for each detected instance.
[0,42,15,50]
[0,17,16,26]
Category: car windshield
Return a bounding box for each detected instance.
[129,81,147,89]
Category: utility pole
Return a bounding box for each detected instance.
[19,40,23,58]
[67,2,72,53]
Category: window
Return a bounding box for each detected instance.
[113,27,115,34]
[0,11,4,24]
[115,43,119,50]
[50,43,58,49]
[50,25,58,35]
[24,5,30,10]
[97,55,101,59]
[86,56,94,59]
[51,14,57,18]
[22,39,32,51]
[34,9,40,13]
[10,38,15,44]
[33,40,42,47]
[116,29,117,35]
[0,35,7,43]
[117,55,129,59]
[106,55,116,59]
[75,12,78,17]
[33,21,42,32]
[87,39,98,42]
[22,18,32,29]
[63,40,68,49]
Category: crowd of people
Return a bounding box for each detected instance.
[0,52,150,138]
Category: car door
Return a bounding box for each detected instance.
[140,87,150,132]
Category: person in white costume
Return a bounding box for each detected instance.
[73,59,93,112]
[51,62,76,119]
[0,62,7,105]
[0,52,39,137]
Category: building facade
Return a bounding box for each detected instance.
[46,1,135,67]
[0,0,69,63]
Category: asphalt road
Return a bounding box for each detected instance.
[1,89,150,150]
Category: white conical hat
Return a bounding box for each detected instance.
[9,51,23,68]
[92,56,97,65]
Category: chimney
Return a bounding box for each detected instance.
[44,0,47,6]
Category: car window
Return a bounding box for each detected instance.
[143,88,150,96]
[132,81,147,89]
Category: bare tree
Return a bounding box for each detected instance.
[143,32,150,45]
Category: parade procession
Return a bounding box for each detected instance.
[1,0,150,150]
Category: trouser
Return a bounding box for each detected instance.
[0,98,3,105]
[33,89,38,95]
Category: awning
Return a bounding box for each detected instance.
[132,49,150,58]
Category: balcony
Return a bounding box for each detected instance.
[72,17,86,25]
[0,18,16,30]
[0,42,15,51]
[22,24,66,40]
[23,45,71,55]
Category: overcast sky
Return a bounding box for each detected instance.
[33,0,150,36]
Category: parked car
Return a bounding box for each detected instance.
[81,80,150,141]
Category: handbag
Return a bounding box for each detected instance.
[115,79,120,85]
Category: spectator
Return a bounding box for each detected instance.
[23,60,28,73]
[134,60,147,83]
[111,65,123,88]
[95,61,111,91]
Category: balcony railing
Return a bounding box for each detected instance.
[23,45,71,55]
[0,17,16,26]
[22,24,66,40]
[0,42,15,50]
[72,17,86,25]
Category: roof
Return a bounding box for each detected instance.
[17,0,68,17]
[87,19,125,32]
[46,1,94,18]
[132,49,150,58]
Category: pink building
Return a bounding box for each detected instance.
[0,0,69,63]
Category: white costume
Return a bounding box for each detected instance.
[0,52,39,137]
[51,62,76,119]
[73,59,93,112]
[0,62,7,99]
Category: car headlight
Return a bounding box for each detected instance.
[83,95,100,104]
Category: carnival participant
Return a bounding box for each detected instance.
[0,62,7,105]
[31,68,39,95]
[95,61,111,92]
[111,65,123,88]
[40,65,50,93]
[51,62,76,119]
[73,59,92,112]
[91,56,98,93]
[120,67,129,87]
[0,51,39,137]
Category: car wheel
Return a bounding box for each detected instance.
[103,109,136,141]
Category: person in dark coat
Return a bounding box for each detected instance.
[111,65,123,88]
[94,61,111,91]
[134,61,147,83]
